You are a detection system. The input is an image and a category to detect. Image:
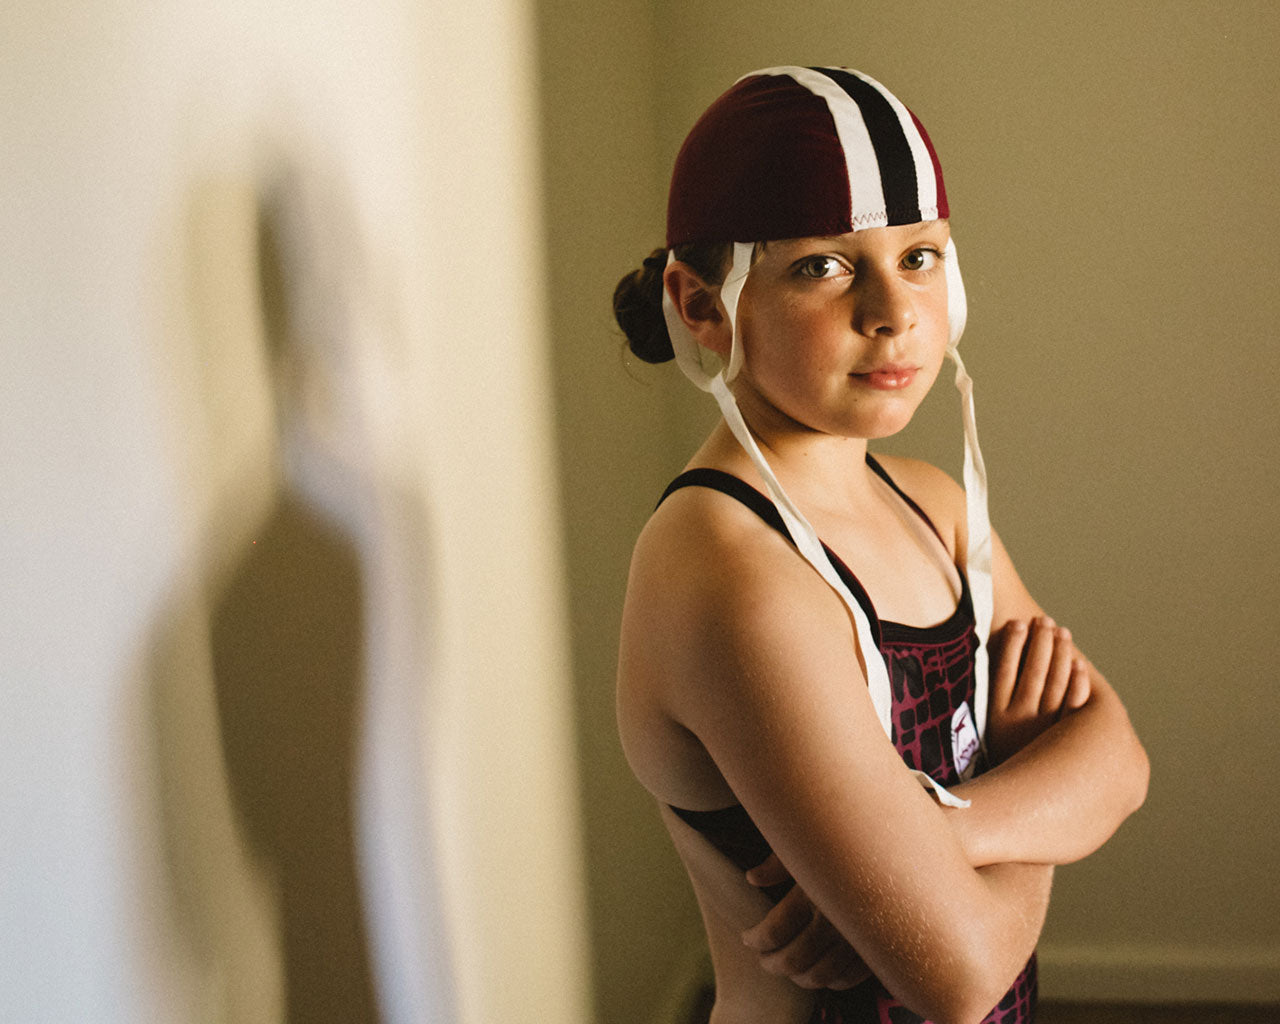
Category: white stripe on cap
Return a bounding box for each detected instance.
[744,66,888,229]
[844,68,943,220]
[744,66,944,229]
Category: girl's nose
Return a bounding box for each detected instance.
[853,270,916,337]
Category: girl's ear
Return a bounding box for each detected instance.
[663,262,731,358]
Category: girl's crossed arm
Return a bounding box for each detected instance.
[740,512,1148,992]
[949,528,1149,867]
[639,501,1061,1024]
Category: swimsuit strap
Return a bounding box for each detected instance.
[659,465,882,649]
[661,455,942,541]
[864,454,948,548]
[660,453,949,635]
[659,466,785,532]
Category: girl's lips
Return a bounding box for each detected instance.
[852,366,919,390]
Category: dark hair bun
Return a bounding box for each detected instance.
[613,249,674,363]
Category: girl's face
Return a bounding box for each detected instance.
[730,220,952,442]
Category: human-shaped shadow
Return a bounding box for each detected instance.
[207,186,380,1023]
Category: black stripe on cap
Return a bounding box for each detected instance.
[810,67,921,225]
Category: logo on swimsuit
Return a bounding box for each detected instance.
[951,702,979,778]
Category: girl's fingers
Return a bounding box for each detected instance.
[989,620,1028,712]
[797,943,872,991]
[1039,627,1074,714]
[745,852,791,889]
[1062,657,1092,711]
[1013,617,1056,710]
[742,885,814,953]
[753,908,840,983]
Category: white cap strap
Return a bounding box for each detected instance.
[941,238,992,772]
[663,244,753,389]
[946,343,993,758]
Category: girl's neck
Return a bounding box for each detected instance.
[698,416,880,517]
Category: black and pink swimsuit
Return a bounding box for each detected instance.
[660,457,1036,1024]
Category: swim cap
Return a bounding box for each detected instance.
[667,66,948,246]
[660,67,991,803]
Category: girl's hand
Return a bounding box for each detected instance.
[985,617,1091,764]
[741,855,871,990]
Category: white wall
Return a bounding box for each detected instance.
[1,2,589,1022]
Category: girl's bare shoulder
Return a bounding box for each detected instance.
[625,474,830,637]
[617,475,858,808]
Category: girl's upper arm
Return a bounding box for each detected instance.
[990,527,1048,628]
[631,496,1045,1024]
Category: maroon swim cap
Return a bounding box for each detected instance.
[665,66,948,247]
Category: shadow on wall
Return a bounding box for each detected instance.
[210,491,375,1022]
[142,154,429,1023]
[206,180,377,1024]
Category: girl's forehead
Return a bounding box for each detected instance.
[763,221,951,255]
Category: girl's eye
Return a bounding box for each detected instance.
[902,248,941,272]
[796,255,847,279]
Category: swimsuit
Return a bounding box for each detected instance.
[659,457,1036,1024]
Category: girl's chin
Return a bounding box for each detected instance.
[735,386,929,442]
[851,419,917,442]
[805,412,922,443]
[839,397,929,441]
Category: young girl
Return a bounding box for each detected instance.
[612,67,1148,1024]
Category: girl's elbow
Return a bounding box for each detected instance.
[1097,689,1150,816]
[952,963,1025,1024]
[1127,737,1150,813]
[1112,707,1150,816]
[908,949,1023,1024]
[939,1002,1003,1024]
[918,983,1009,1024]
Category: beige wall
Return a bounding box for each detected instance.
[8,2,1276,1020]
[539,2,1280,1020]
[2,2,589,1022]
[534,3,714,1019]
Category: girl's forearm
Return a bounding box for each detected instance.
[946,674,1149,867]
